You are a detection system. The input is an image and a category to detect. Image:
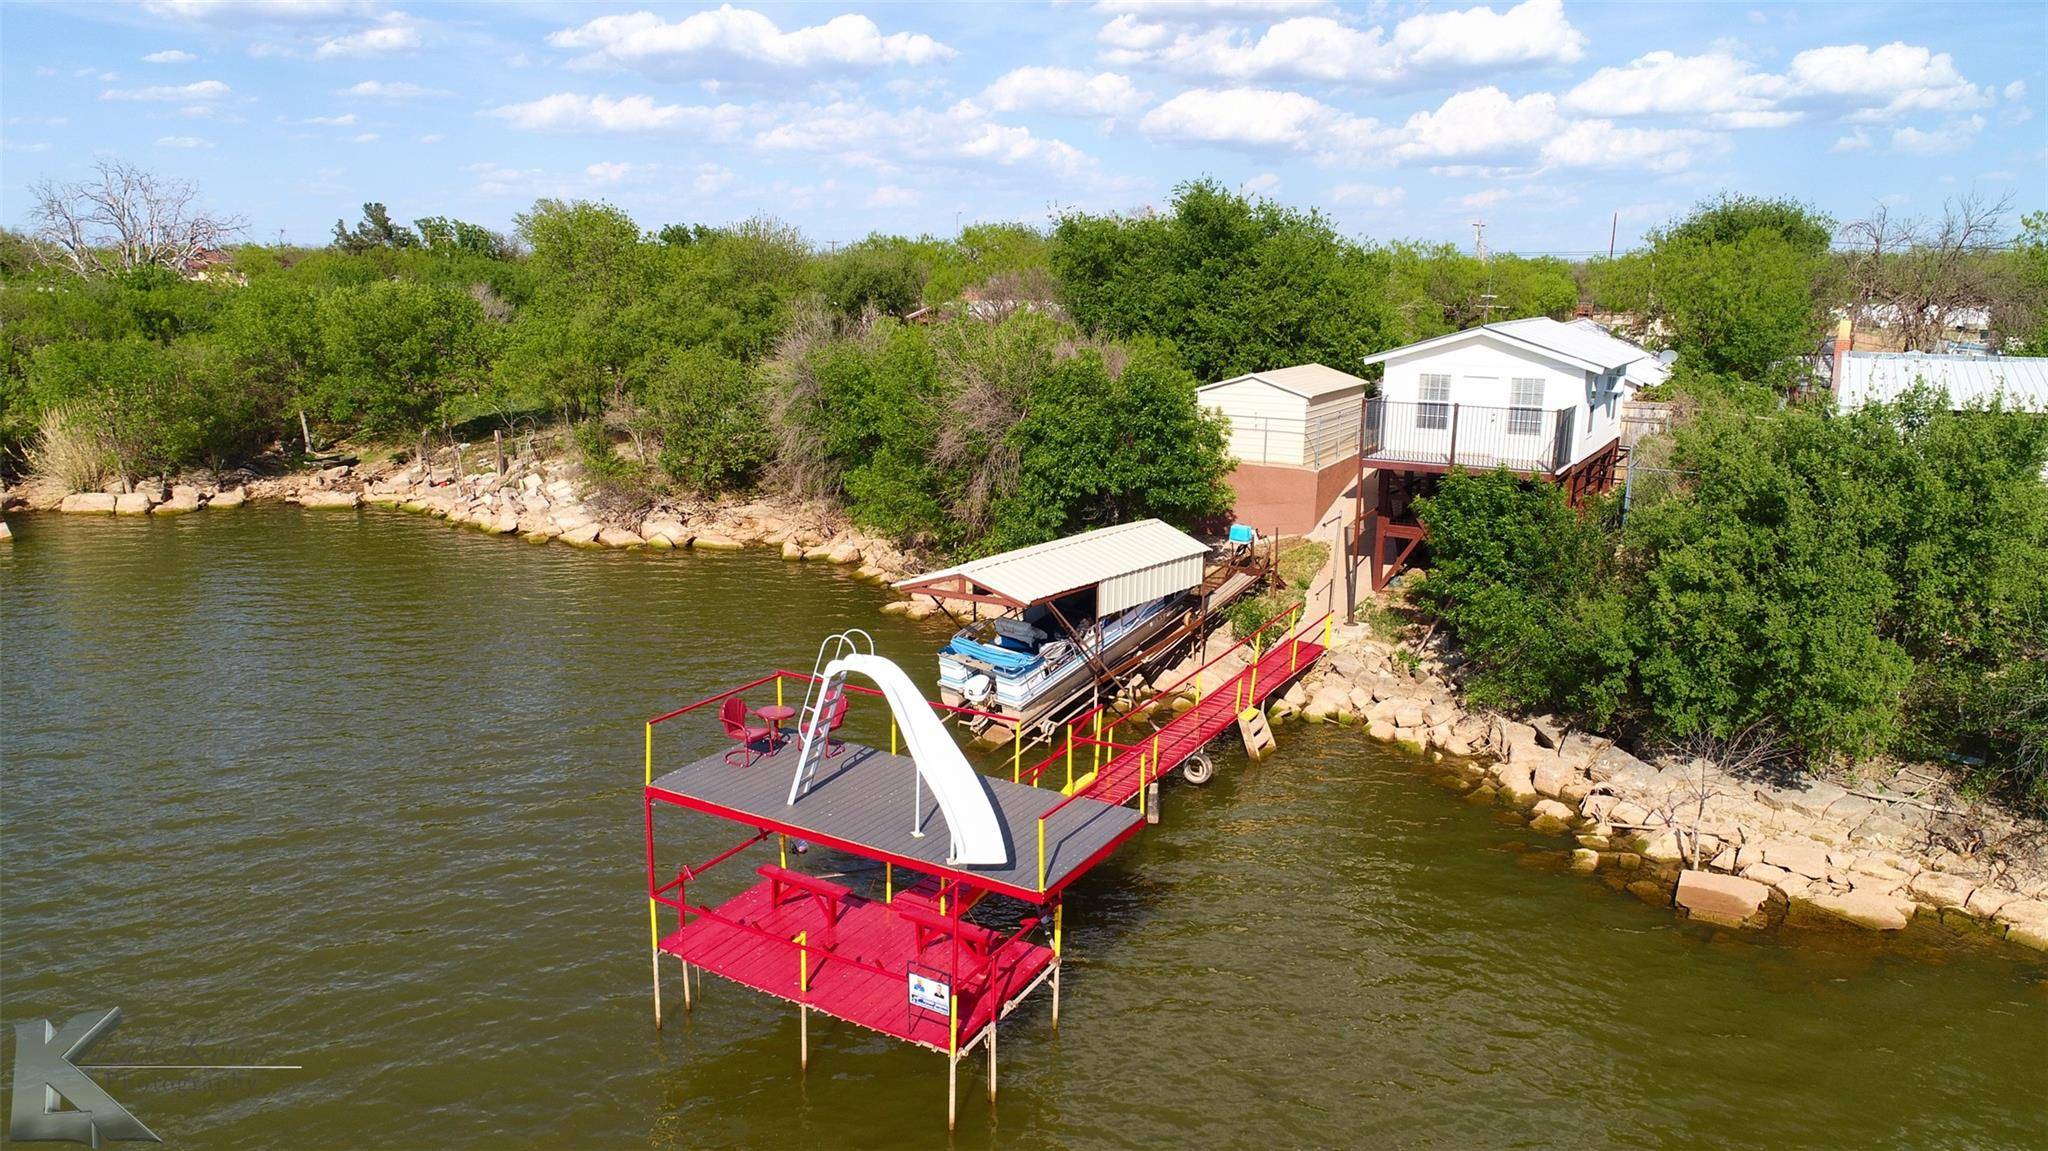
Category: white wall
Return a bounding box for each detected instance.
[1375,334,1626,471]
[1201,379,1363,468]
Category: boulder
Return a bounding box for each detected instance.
[114,492,155,515]
[558,523,602,547]
[1675,870,1770,928]
[1806,888,1915,931]
[1367,719,1396,742]
[1765,779,1850,818]
[298,490,361,509]
[1741,862,1793,889]
[1997,901,2048,951]
[1530,713,1567,748]
[209,485,247,508]
[1392,701,1427,729]
[1529,799,1574,835]
[1762,842,1832,880]
[488,510,520,535]
[154,485,203,515]
[827,543,863,565]
[1588,746,1658,788]
[1531,755,1576,800]
[642,515,687,543]
[549,506,595,532]
[1640,831,1685,864]
[781,540,804,560]
[1492,761,1538,805]
[1569,848,1600,873]
[598,527,643,548]
[693,533,744,550]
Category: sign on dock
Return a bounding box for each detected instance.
[908,972,951,1015]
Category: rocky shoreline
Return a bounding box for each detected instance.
[1260,627,2048,952]
[11,455,2046,956]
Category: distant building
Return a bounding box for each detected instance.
[1196,363,1369,535]
[1828,346,2048,412]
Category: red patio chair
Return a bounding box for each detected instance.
[720,696,775,767]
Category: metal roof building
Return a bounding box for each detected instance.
[1361,316,1671,389]
[896,519,1210,614]
[1832,350,2048,412]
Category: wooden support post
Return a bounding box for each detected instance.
[988,1022,998,1101]
[299,410,314,455]
[494,428,505,474]
[681,959,692,1011]
[948,1054,958,1129]
[419,430,430,474]
[1146,779,1161,824]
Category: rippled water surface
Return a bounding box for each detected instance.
[4,509,2045,1149]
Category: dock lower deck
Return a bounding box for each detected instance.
[661,877,1054,1053]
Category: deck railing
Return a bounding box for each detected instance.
[1362,396,1575,474]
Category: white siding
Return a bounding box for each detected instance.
[1200,377,1363,468]
[1375,333,1625,470]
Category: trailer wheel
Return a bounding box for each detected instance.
[1181,752,1215,785]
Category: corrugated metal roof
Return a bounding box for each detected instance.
[1198,363,1370,400]
[1361,316,1667,386]
[897,519,1210,614]
[1836,352,2048,411]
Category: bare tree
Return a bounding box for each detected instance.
[1840,191,2013,353]
[27,159,246,277]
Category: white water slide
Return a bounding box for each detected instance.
[786,645,1009,868]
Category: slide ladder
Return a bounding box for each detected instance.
[785,630,872,807]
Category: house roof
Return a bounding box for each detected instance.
[896,519,1210,614]
[1197,363,1370,401]
[1835,351,2048,411]
[1360,316,1668,386]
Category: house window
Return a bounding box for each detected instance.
[1507,377,1545,436]
[1416,373,1451,430]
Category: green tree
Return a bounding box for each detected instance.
[310,281,493,434]
[1637,196,1835,379]
[331,203,420,252]
[629,347,773,494]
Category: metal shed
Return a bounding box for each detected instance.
[895,520,1210,614]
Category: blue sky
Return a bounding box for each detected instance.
[1,1,2042,252]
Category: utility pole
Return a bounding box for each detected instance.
[1607,211,1618,260]
[1470,219,1488,262]
[1470,220,1503,322]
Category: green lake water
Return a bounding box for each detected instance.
[3,508,2044,1149]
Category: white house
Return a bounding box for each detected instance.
[1352,317,1667,590]
[1357,317,1668,477]
[1196,363,1370,533]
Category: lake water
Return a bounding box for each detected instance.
[4,509,2044,1149]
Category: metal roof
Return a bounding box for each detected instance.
[1835,351,2048,412]
[1198,363,1370,400]
[897,519,1210,614]
[1361,316,1667,386]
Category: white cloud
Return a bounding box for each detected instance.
[1539,119,1719,172]
[1831,127,1873,152]
[1564,51,1790,123]
[1789,42,1988,118]
[866,184,920,207]
[1330,183,1404,208]
[350,132,380,143]
[1102,0,1580,86]
[305,112,357,125]
[103,79,230,101]
[584,160,648,184]
[1389,0,1584,72]
[983,67,1149,116]
[691,163,734,194]
[1460,188,1511,209]
[1890,115,1983,155]
[316,21,421,58]
[418,133,443,144]
[338,80,450,99]
[2,139,54,153]
[1242,172,1280,196]
[485,92,749,136]
[1139,86,1364,149]
[753,99,1096,179]
[155,135,214,148]
[142,0,370,25]
[142,49,197,64]
[1388,86,1560,160]
[2003,80,2027,102]
[548,7,953,78]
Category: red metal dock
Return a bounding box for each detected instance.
[639,603,1329,1127]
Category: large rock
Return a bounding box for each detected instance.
[1997,900,2048,951]
[0,519,11,541]
[488,510,520,535]
[1763,779,1850,818]
[692,533,743,550]
[153,485,202,515]
[826,542,862,565]
[1529,798,1574,834]
[1761,842,1832,880]
[209,485,247,508]
[558,523,602,547]
[1806,888,1915,931]
[1492,761,1538,805]
[642,515,687,545]
[1531,755,1576,800]
[1675,869,1771,928]
[597,527,644,548]
[1587,746,1658,788]
[298,490,361,509]
[114,492,155,515]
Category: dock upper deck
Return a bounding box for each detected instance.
[648,739,1143,901]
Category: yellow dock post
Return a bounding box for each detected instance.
[1092,712,1102,773]
[797,930,809,1070]
[891,716,899,756]
[776,675,784,709]
[1323,613,1333,647]
[1064,724,1074,791]
[644,721,653,787]
[779,834,787,869]
[1012,725,1021,783]
[649,897,662,1027]
[885,861,894,903]
[1050,902,1063,1031]
[1138,750,1148,817]
[1289,606,1301,673]
[1036,821,1046,890]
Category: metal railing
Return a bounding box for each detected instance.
[1362,397,1575,474]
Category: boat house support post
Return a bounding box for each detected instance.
[987,1020,998,1101]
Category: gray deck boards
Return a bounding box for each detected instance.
[651,740,1142,894]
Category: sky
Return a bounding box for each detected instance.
[0,0,2043,253]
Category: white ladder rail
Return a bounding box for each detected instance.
[785,629,874,805]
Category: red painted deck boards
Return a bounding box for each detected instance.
[1083,635,1324,806]
[660,878,1052,1053]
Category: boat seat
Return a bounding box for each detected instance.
[757,864,852,925]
